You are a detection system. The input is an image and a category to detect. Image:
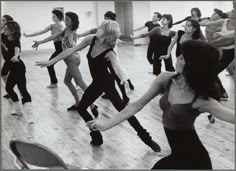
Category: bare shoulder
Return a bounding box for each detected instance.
[192,97,218,112]
[158,72,176,81]
[105,50,116,61]
[154,72,176,87]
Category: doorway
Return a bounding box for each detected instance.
[115,1,133,41]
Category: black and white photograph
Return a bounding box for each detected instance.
[1,0,234,169]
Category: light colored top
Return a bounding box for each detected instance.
[220,19,234,49]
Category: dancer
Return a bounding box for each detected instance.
[1,14,14,98]
[204,7,235,101]
[160,19,215,123]
[199,8,228,41]
[209,33,235,77]
[87,40,234,169]
[172,7,206,41]
[32,12,98,115]
[159,19,201,59]
[133,12,162,65]
[131,14,175,76]
[77,11,134,104]
[36,20,161,151]
[24,9,64,88]
[3,21,34,123]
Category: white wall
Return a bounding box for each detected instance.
[131,1,233,45]
[132,1,150,45]
[2,1,98,50]
[96,1,114,26]
[2,1,233,50]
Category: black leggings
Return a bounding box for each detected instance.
[153,53,175,76]
[47,41,63,84]
[216,49,234,95]
[5,60,31,104]
[147,40,155,64]
[218,49,234,73]
[77,77,153,139]
[1,60,11,76]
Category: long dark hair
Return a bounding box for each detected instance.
[5,21,21,40]
[65,12,79,31]
[181,40,220,100]
[187,19,201,40]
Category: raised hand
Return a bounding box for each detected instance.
[35,61,52,68]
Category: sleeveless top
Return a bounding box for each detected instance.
[154,30,176,55]
[159,75,201,131]
[61,29,80,64]
[220,19,234,50]
[50,23,64,42]
[86,36,114,81]
[176,30,185,57]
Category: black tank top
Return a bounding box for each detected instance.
[87,36,114,81]
[176,30,185,57]
[154,31,175,55]
[159,75,201,131]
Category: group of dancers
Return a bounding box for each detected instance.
[1,2,235,169]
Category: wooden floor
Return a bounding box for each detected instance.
[1,44,235,169]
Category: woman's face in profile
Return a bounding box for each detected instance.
[96,28,104,38]
[106,35,118,48]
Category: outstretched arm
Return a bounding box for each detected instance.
[133,25,146,32]
[130,27,161,39]
[32,31,63,50]
[199,18,211,26]
[173,16,191,26]
[77,28,97,38]
[36,36,93,67]
[205,19,224,28]
[194,98,235,124]
[208,33,234,47]
[24,25,51,37]
[87,72,175,131]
